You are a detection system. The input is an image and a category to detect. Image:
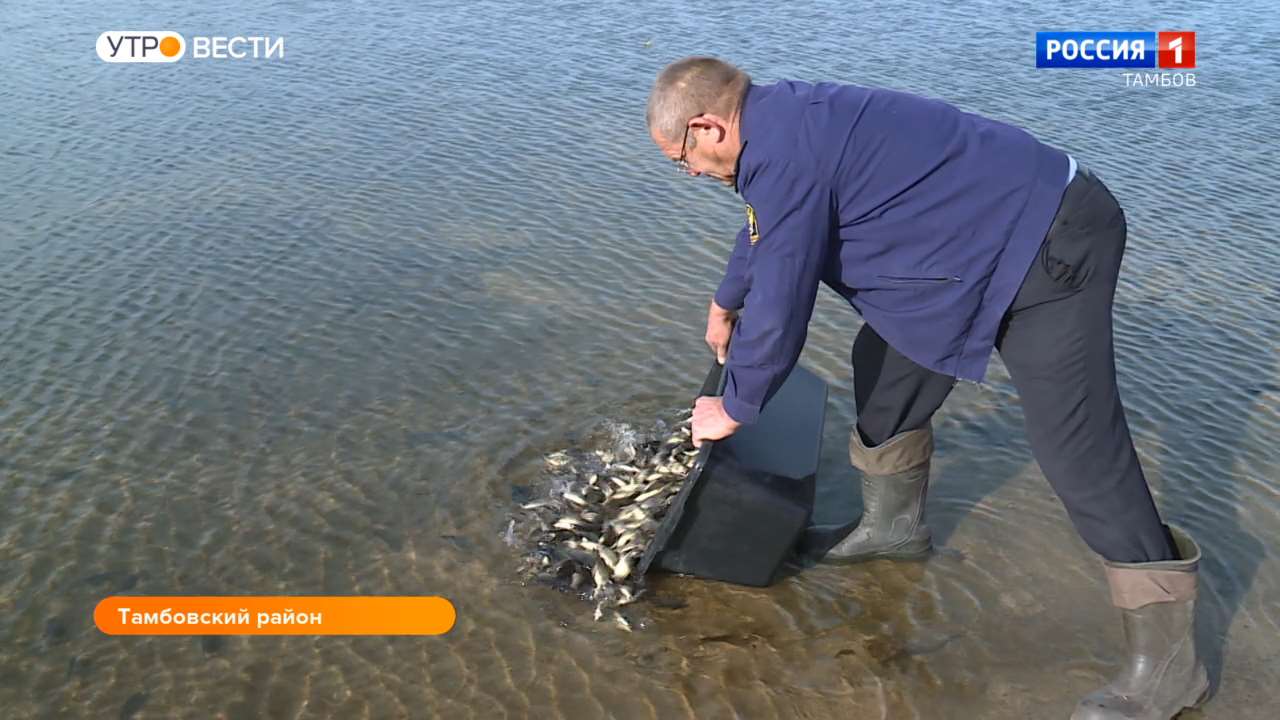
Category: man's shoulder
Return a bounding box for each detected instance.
[739,82,859,191]
[755,79,876,109]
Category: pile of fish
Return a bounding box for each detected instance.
[512,410,699,631]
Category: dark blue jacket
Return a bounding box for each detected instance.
[715,81,1069,424]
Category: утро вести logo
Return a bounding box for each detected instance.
[96,31,284,62]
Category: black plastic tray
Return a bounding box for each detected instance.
[640,360,826,586]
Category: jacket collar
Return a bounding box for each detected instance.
[733,83,767,194]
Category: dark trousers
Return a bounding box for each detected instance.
[852,167,1176,563]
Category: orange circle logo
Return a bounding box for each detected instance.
[160,36,181,57]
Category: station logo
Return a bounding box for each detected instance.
[96,32,185,63]
[1036,31,1196,88]
[96,32,284,62]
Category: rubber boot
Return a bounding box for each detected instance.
[817,424,933,564]
[1072,525,1210,720]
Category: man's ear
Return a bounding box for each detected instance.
[692,114,728,143]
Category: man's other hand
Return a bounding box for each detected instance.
[691,396,742,447]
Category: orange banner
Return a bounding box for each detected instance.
[94,596,456,635]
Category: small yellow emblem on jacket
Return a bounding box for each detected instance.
[746,204,760,245]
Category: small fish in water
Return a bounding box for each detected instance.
[513,411,697,629]
[612,554,634,581]
[592,561,609,593]
[553,517,585,532]
[119,692,148,720]
[614,529,640,551]
[66,655,92,680]
[618,506,650,524]
[633,485,667,504]
[44,617,69,645]
[596,545,619,570]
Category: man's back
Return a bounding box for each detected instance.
[725,81,1070,387]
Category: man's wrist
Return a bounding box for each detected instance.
[722,394,759,425]
[710,298,739,318]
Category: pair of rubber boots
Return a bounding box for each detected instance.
[807,423,1209,719]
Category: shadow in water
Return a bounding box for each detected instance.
[795,300,1270,700]
[1128,315,1271,696]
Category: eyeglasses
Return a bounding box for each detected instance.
[674,114,703,174]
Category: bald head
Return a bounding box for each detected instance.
[646,57,751,143]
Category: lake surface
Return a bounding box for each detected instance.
[2,1,1277,718]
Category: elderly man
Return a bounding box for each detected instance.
[646,57,1208,720]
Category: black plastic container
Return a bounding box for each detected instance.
[640,360,827,587]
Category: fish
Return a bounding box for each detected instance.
[119,693,149,720]
[612,553,634,580]
[514,411,702,629]
[614,529,640,550]
[597,545,619,570]
[43,617,69,646]
[65,655,91,680]
[633,485,668,504]
[554,516,592,532]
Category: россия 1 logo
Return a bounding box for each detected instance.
[1036,31,1196,88]
[96,31,283,62]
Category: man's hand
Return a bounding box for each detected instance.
[705,299,737,364]
[691,396,742,447]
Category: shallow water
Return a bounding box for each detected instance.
[2,1,1278,718]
